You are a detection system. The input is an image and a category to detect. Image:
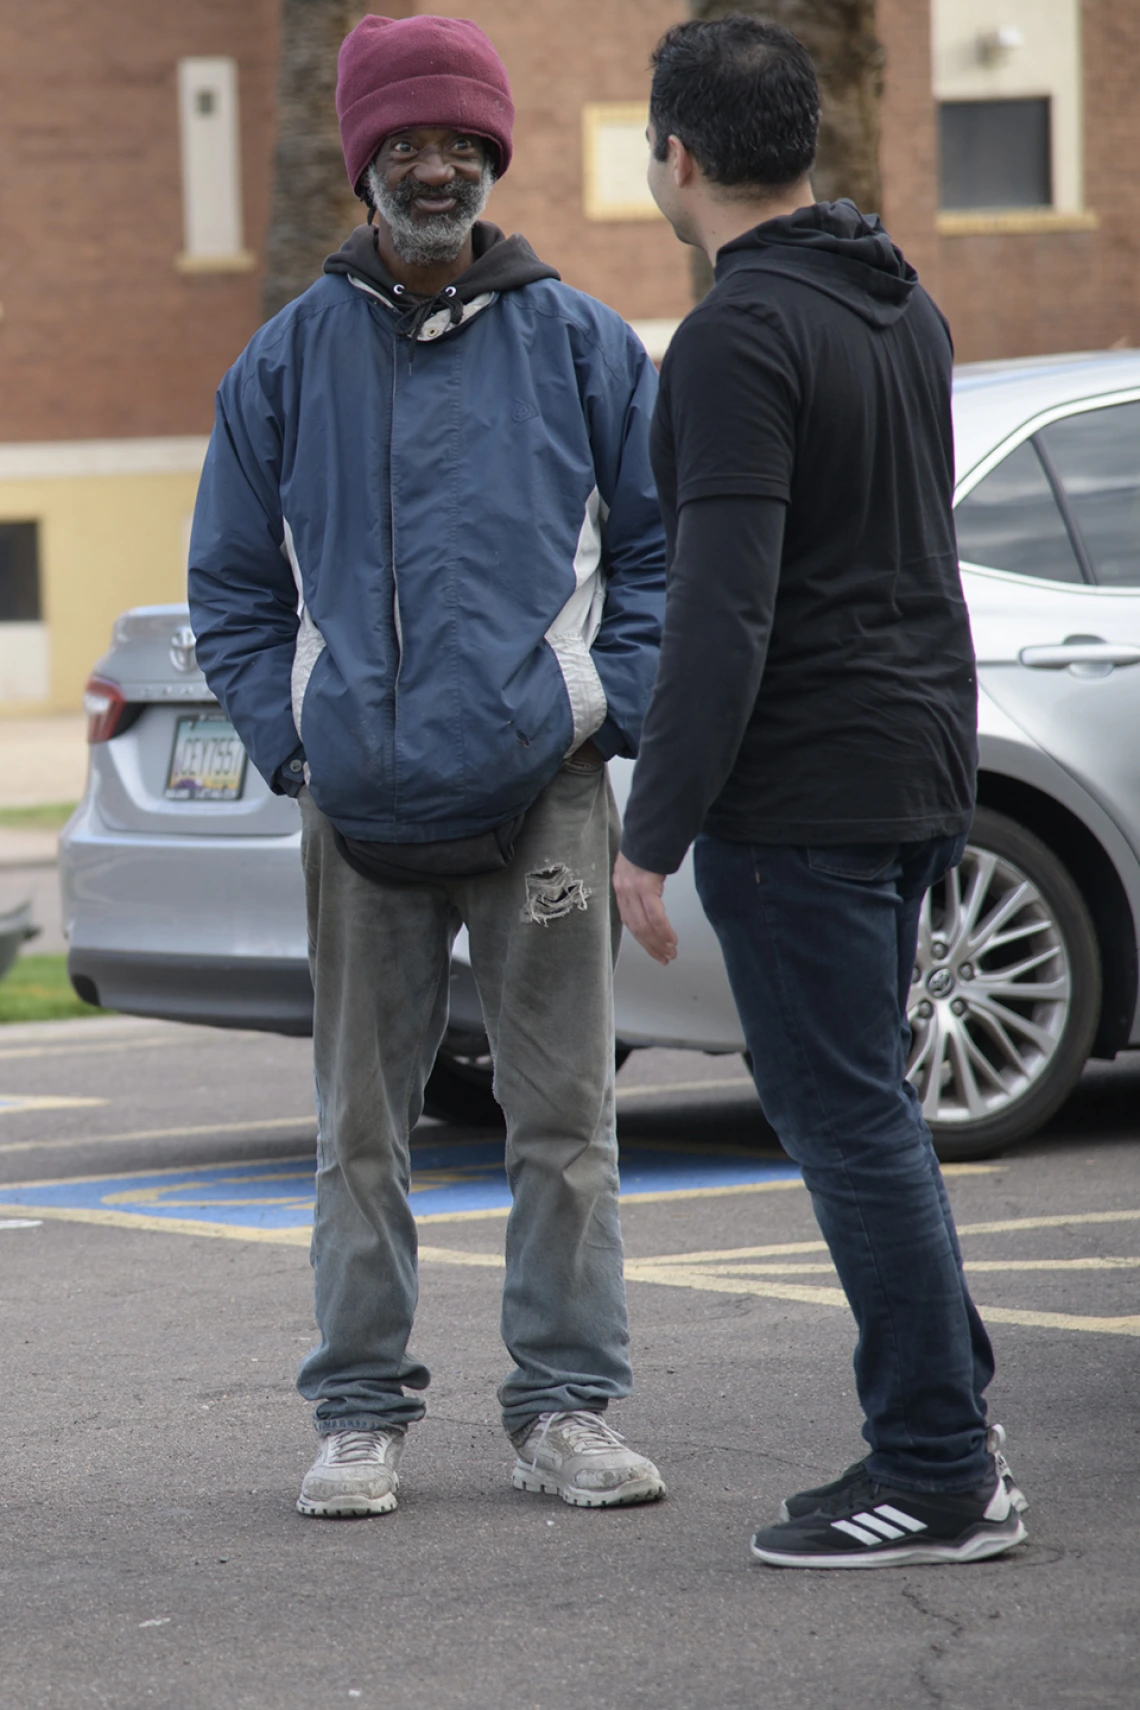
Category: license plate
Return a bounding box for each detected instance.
[165,715,248,801]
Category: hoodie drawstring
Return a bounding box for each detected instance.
[391,284,466,365]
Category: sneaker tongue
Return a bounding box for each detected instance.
[817,1471,879,1515]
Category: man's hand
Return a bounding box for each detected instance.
[613,853,678,965]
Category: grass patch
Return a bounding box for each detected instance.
[0,954,105,1024]
[0,803,78,832]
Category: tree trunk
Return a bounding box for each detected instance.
[260,0,380,322]
[686,1,884,299]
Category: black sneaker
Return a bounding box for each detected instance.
[752,1468,1027,1569]
[778,1423,1028,1523]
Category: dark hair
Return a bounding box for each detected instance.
[649,15,819,190]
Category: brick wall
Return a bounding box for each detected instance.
[0,0,279,442]
[451,0,691,320]
[879,0,1140,361]
[877,0,942,295]
[5,0,1138,447]
[0,0,691,447]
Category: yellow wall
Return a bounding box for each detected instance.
[0,441,206,714]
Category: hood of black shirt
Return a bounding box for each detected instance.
[715,199,918,328]
[324,220,559,301]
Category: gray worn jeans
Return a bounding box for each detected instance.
[296,760,632,1438]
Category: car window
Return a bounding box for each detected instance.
[953,439,1084,582]
[1036,401,1140,587]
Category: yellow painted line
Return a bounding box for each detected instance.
[635,1239,830,1265]
[635,1255,1140,1278]
[0,1096,105,1114]
[0,1152,315,1191]
[4,1176,807,1240]
[0,1115,315,1158]
[0,1035,171,1063]
[1,1204,313,1243]
[626,1264,848,1308]
[980,1307,1140,1336]
[624,1262,1140,1334]
[967,1256,1140,1271]
[958,1210,1140,1236]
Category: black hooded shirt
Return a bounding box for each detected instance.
[620,200,978,872]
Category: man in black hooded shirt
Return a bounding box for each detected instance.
[614,17,1029,1569]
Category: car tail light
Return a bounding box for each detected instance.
[83,675,131,743]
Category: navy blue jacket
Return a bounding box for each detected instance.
[188,223,666,841]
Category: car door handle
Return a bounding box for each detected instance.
[1019,639,1140,669]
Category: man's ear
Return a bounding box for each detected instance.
[668,134,697,189]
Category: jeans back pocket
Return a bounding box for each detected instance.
[805,843,900,882]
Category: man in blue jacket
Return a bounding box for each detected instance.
[189,13,666,1519]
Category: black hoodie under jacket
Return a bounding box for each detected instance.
[324,219,559,338]
[621,200,978,874]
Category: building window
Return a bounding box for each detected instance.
[930,0,1087,232]
[581,104,662,222]
[0,521,49,702]
[0,522,42,621]
[940,98,1051,210]
[176,57,253,272]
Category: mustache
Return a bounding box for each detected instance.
[388,174,488,216]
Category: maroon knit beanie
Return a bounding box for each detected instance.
[336,14,515,194]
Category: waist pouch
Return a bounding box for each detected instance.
[333,814,527,885]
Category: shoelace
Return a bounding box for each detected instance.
[526,1410,626,1467]
[325,1429,397,1465]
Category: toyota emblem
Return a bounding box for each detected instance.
[170,625,197,673]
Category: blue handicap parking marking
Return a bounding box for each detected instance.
[0,1160,319,1233]
[0,1138,799,1237]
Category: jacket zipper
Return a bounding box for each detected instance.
[389,354,402,817]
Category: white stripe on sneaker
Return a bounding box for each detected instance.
[851,1511,906,1540]
[831,1504,929,1548]
[873,1504,927,1533]
[831,1520,883,1545]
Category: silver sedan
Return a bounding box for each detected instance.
[60,350,1140,1161]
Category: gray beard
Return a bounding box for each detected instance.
[367,161,494,266]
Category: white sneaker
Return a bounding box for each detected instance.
[296,1427,405,1518]
[511,1411,665,1508]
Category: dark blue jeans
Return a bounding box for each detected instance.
[694,832,995,1492]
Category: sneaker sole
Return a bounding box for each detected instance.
[751,1516,1027,1569]
[295,1490,398,1518]
[512,1466,666,1508]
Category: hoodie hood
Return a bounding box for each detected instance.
[325,220,557,322]
[324,220,559,346]
[715,199,918,329]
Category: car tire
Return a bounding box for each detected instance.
[910,806,1101,1163]
[424,1037,633,1127]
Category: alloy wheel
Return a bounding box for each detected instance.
[907,843,1072,1129]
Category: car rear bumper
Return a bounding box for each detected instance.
[68,947,314,1035]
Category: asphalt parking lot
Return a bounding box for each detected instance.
[1,1018,1138,1710]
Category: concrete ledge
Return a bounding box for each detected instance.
[174,250,257,273]
[937,209,1100,236]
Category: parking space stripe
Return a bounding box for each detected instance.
[0,1117,315,1158]
[622,1261,1140,1334]
[0,1035,172,1063]
[0,1096,105,1115]
[957,1209,1140,1235]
